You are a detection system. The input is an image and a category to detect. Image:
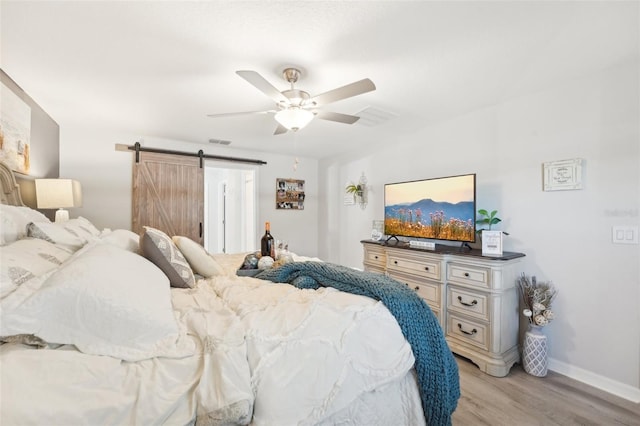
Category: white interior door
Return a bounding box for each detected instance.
[204,163,257,254]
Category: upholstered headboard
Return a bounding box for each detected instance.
[0,161,26,206]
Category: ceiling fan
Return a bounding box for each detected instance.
[207,68,376,135]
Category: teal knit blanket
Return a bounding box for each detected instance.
[256,262,460,426]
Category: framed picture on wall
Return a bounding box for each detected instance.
[276,178,305,210]
[0,81,31,174]
[542,158,583,191]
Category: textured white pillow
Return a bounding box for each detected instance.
[64,216,102,238]
[0,243,195,361]
[172,236,225,278]
[0,238,72,299]
[99,229,140,253]
[26,221,88,252]
[0,205,50,245]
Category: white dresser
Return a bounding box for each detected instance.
[362,240,525,377]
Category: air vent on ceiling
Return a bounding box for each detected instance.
[208,138,232,145]
[355,107,398,127]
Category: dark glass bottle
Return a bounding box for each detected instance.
[261,221,275,258]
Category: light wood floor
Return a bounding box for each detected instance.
[452,355,640,425]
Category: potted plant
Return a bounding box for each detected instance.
[476,209,508,255]
[345,183,364,197]
[476,209,509,235]
[517,273,557,377]
[346,182,367,209]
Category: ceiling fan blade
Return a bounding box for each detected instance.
[207,110,275,118]
[308,78,376,106]
[273,124,288,135]
[315,111,360,124]
[236,70,290,104]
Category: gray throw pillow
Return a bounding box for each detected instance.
[140,226,195,288]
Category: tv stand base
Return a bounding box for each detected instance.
[460,242,473,251]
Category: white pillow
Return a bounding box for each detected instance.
[99,229,140,253]
[26,221,88,252]
[63,216,102,238]
[0,205,50,245]
[0,243,195,361]
[0,238,72,299]
[172,236,225,278]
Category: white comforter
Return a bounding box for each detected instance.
[1,249,424,425]
[1,280,253,425]
[207,273,418,425]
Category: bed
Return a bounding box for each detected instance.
[0,161,459,425]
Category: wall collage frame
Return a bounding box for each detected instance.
[276,178,305,210]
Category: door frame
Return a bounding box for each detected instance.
[204,161,259,254]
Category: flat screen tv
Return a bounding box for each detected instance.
[384,173,476,244]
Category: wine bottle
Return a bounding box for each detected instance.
[261,221,275,258]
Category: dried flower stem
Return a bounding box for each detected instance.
[517,273,557,327]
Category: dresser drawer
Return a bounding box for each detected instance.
[387,253,440,281]
[447,286,489,321]
[447,263,490,289]
[447,313,489,350]
[363,264,386,275]
[363,246,386,268]
[389,272,441,307]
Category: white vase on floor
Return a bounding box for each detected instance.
[522,325,548,377]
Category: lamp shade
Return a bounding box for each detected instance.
[35,179,82,222]
[274,108,314,131]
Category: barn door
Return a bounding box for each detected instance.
[132,152,204,244]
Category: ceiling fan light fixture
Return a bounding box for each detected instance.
[274,108,314,131]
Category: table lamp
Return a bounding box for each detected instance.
[35,179,82,222]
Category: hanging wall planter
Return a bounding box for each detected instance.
[345,173,368,209]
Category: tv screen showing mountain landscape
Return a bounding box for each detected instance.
[384,174,476,242]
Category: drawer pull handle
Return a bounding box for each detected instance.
[394,260,398,265]
[424,266,430,271]
[374,256,378,259]
[458,323,477,336]
[463,272,470,277]
[414,286,420,291]
[457,296,478,307]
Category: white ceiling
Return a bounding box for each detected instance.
[1,1,637,159]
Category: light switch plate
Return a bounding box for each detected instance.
[612,226,639,244]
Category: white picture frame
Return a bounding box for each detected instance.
[481,230,503,256]
[543,158,583,191]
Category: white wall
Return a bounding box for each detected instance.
[319,61,640,400]
[59,132,318,257]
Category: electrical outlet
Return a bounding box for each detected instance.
[612,226,639,244]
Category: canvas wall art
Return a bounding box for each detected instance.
[0,81,31,174]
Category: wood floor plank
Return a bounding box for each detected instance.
[452,355,640,425]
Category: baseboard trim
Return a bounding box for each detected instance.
[548,357,640,403]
